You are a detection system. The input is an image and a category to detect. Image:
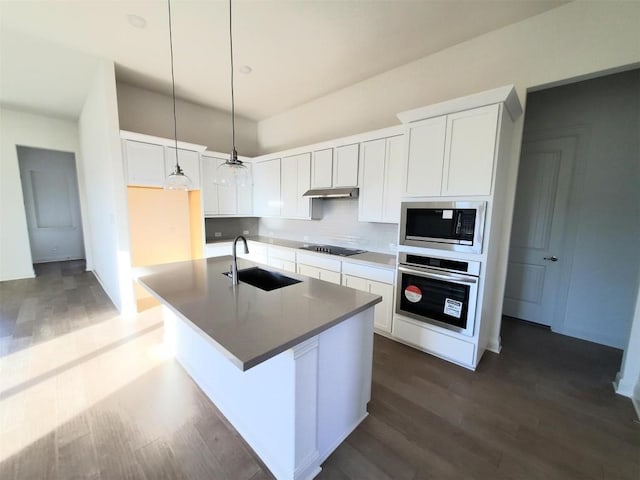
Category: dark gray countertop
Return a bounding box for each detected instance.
[206,235,397,268]
[137,256,381,371]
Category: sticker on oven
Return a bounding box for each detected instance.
[442,209,453,219]
[404,285,422,303]
[444,298,463,318]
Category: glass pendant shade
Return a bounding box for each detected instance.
[216,158,251,187]
[164,164,193,191]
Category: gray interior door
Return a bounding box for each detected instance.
[18,146,85,263]
[503,136,577,325]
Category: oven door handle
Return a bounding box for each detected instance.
[398,265,478,285]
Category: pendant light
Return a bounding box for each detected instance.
[164,0,193,191]
[215,0,251,187]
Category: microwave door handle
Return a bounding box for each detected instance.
[398,266,478,285]
[454,211,463,235]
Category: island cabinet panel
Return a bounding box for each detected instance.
[404,116,446,197]
[442,104,499,196]
[253,158,281,217]
[124,140,166,187]
[163,305,374,480]
[358,134,404,223]
[311,149,333,188]
[165,147,201,189]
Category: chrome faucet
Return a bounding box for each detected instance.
[231,235,249,285]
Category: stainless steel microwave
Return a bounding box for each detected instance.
[399,201,486,254]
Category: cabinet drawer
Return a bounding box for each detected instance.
[268,246,296,262]
[342,274,368,291]
[341,262,394,284]
[318,268,341,285]
[296,253,341,272]
[268,258,296,273]
[205,243,232,258]
[392,317,475,367]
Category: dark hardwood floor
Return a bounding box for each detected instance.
[0,261,638,479]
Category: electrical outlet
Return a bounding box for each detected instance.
[214,232,222,238]
[243,230,249,235]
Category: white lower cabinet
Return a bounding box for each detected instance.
[341,262,394,333]
[205,243,232,258]
[297,264,341,285]
[268,246,297,273]
[240,241,268,264]
[392,316,475,367]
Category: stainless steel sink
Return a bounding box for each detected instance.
[224,267,302,291]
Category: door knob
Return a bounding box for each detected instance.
[544,256,558,262]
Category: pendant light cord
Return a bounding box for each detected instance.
[167,0,180,172]
[229,0,237,161]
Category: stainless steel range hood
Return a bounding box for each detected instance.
[302,187,359,198]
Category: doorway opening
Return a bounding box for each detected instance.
[17,146,86,271]
[503,68,640,351]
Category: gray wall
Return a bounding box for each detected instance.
[259,198,399,254]
[205,217,259,242]
[522,69,640,348]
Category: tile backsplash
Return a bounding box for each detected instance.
[258,198,399,253]
[204,217,259,241]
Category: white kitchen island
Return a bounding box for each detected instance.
[137,256,381,480]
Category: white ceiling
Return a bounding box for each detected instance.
[0,0,568,121]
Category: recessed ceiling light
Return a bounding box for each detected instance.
[127,14,147,29]
[238,65,253,75]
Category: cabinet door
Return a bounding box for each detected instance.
[318,268,341,285]
[442,104,499,196]
[296,153,312,217]
[124,140,165,187]
[236,164,253,215]
[311,149,333,188]
[201,155,221,215]
[368,280,393,333]
[217,182,237,215]
[404,116,446,197]
[253,159,281,217]
[297,263,321,280]
[166,148,201,189]
[281,155,298,218]
[342,274,368,291]
[333,144,359,187]
[382,135,405,223]
[358,139,386,222]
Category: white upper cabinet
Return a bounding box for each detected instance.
[201,154,252,216]
[253,158,281,217]
[124,140,166,187]
[442,104,499,196]
[281,153,313,219]
[358,135,404,223]
[333,144,359,187]
[404,116,446,197]
[403,104,500,197]
[311,144,359,189]
[121,131,205,190]
[165,147,201,189]
[201,155,222,215]
[311,149,333,188]
[382,135,405,223]
[358,139,386,222]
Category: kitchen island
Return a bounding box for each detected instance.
[137,256,381,480]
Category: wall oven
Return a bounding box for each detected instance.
[399,201,486,254]
[395,253,480,336]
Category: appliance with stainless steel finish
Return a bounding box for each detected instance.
[298,244,366,257]
[395,252,480,336]
[399,201,486,254]
[302,187,359,198]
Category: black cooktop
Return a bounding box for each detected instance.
[298,245,366,257]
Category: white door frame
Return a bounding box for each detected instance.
[511,125,590,333]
